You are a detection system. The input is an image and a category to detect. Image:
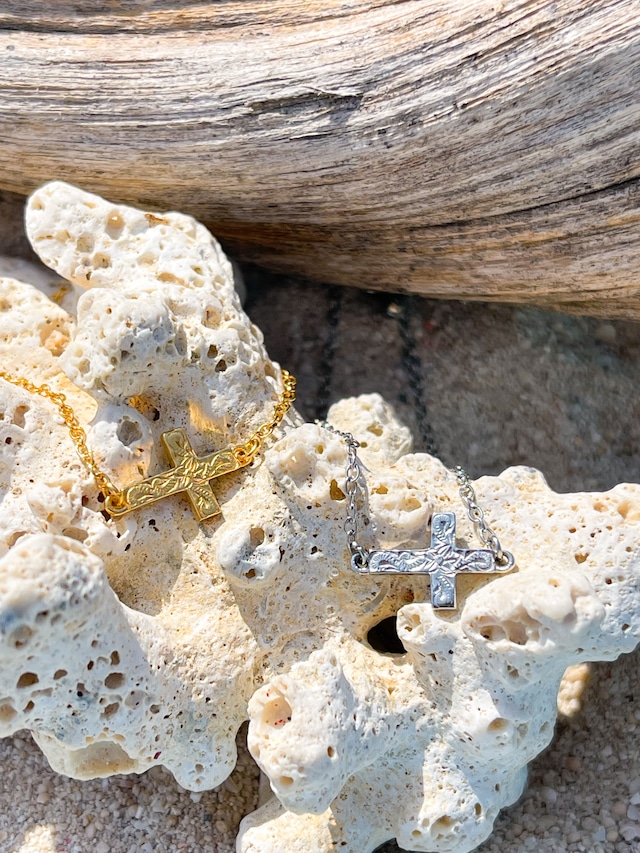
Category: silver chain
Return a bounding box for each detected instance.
[319,421,369,569]
[453,466,513,567]
[319,421,513,571]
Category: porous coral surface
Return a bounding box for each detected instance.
[0,182,638,853]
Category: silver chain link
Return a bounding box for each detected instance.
[319,421,513,571]
[454,466,514,568]
[317,421,369,569]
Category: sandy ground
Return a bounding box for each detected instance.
[1,190,639,852]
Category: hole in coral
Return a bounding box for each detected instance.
[93,252,111,269]
[373,485,388,495]
[367,616,407,656]
[53,669,67,680]
[261,694,292,728]
[244,568,256,580]
[432,816,454,833]
[62,527,88,543]
[366,424,383,436]
[9,625,33,648]
[125,691,145,708]
[0,703,16,722]
[502,619,531,646]
[249,527,265,548]
[105,672,124,689]
[174,331,187,357]
[207,344,218,359]
[23,700,35,712]
[110,651,120,665]
[76,234,94,253]
[488,717,509,732]
[278,776,294,787]
[117,418,143,447]
[105,211,125,240]
[327,746,335,758]
[215,359,227,373]
[103,702,119,719]
[575,552,588,564]
[12,405,28,428]
[16,672,39,688]
[478,621,507,642]
[128,395,160,423]
[474,803,483,817]
[329,479,346,501]
[203,307,221,329]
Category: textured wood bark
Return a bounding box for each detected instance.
[1,1,639,317]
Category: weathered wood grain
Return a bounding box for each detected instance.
[1,1,639,316]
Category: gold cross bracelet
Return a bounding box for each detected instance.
[0,369,296,521]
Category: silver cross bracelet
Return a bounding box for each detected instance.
[320,422,515,610]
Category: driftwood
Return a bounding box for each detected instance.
[1,1,640,317]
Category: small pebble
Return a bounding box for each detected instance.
[620,823,640,842]
[540,786,558,806]
[613,801,629,818]
[594,322,617,345]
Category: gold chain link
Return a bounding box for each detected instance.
[0,368,296,504]
[232,369,297,464]
[0,370,121,499]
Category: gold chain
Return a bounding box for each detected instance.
[0,368,296,506]
[232,369,297,464]
[0,370,121,499]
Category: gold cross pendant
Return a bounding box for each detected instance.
[104,428,250,521]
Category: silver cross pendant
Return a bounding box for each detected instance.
[363,512,513,609]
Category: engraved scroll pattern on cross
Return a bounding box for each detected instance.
[105,428,249,521]
[319,421,515,611]
[367,511,510,609]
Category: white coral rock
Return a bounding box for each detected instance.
[0,182,638,853]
